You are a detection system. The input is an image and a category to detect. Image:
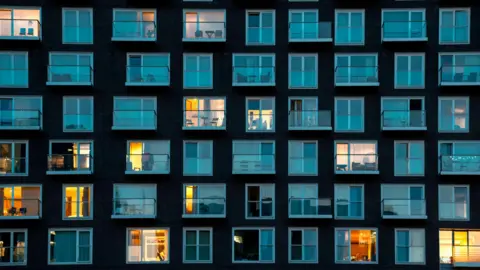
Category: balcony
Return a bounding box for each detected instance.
[381,110,426,131]
[335,66,379,86]
[439,65,480,86]
[183,198,226,218]
[47,154,93,175]
[1,199,41,219]
[288,110,331,131]
[247,113,274,132]
[0,110,42,130]
[112,110,157,130]
[112,198,156,219]
[288,198,332,219]
[126,66,170,86]
[381,199,427,219]
[64,114,93,132]
[125,154,169,174]
[0,68,28,87]
[440,155,480,175]
[232,154,275,174]
[288,22,332,42]
[452,246,480,267]
[382,21,427,42]
[335,154,379,174]
[0,19,41,40]
[112,21,156,41]
[47,65,93,86]
[232,67,275,86]
[0,157,27,175]
[183,110,226,130]
[183,22,226,42]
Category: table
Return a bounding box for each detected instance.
[205,31,214,38]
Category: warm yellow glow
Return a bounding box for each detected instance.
[185,186,195,213]
[129,142,143,170]
[128,229,169,262]
[65,187,86,218]
[185,99,198,111]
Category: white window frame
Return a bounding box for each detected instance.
[62,8,93,44]
[334,97,364,132]
[126,53,170,86]
[381,9,427,42]
[182,227,213,263]
[183,53,213,89]
[182,96,226,130]
[112,184,157,218]
[47,52,94,86]
[381,96,426,130]
[438,52,480,86]
[47,140,94,175]
[334,184,364,220]
[288,227,318,263]
[182,184,226,218]
[245,184,275,220]
[112,9,157,41]
[63,96,93,132]
[0,96,42,130]
[439,8,470,45]
[62,184,93,220]
[334,9,365,45]
[334,53,379,86]
[232,227,275,263]
[288,9,321,42]
[245,97,275,132]
[47,228,93,265]
[394,53,425,89]
[0,229,27,266]
[394,141,425,176]
[182,9,226,42]
[125,140,170,174]
[438,97,469,133]
[288,140,318,175]
[438,184,470,221]
[334,228,378,264]
[232,53,276,86]
[0,184,41,220]
[0,140,29,176]
[288,53,318,89]
[125,227,169,264]
[112,96,157,130]
[0,51,28,88]
[381,184,426,218]
[232,140,275,174]
[183,140,213,176]
[0,7,42,40]
[438,140,480,175]
[245,10,275,46]
[394,228,426,265]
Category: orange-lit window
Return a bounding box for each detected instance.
[127,228,169,263]
[63,185,91,219]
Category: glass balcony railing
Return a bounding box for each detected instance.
[0,110,41,130]
[335,154,379,173]
[439,201,468,220]
[1,199,41,218]
[0,19,41,40]
[381,110,426,130]
[335,26,364,44]
[288,110,331,130]
[47,154,93,174]
[440,155,480,174]
[288,157,318,175]
[112,198,156,218]
[183,110,226,129]
[0,157,27,175]
[288,22,332,41]
[247,113,274,131]
[126,66,170,86]
[288,198,332,218]
[183,70,212,88]
[183,198,226,217]
[125,154,170,174]
[335,114,364,131]
[232,67,275,86]
[112,110,157,130]
[452,246,480,266]
[47,65,93,85]
[63,26,93,43]
[382,21,427,41]
[232,154,275,174]
[112,21,156,40]
[335,66,379,86]
[289,70,318,88]
[183,22,226,41]
[440,25,469,44]
[381,199,426,218]
[0,68,28,87]
[63,114,93,131]
[439,65,480,85]
[395,157,424,176]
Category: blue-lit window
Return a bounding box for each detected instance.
[395,229,425,264]
[0,52,28,88]
[246,10,274,45]
[440,8,470,44]
[334,10,364,45]
[183,54,213,89]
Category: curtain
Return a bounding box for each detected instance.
[52,231,76,263]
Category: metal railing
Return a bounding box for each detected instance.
[440,155,480,173]
[64,200,91,218]
[247,113,274,131]
[125,154,169,173]
[439,65,480,84]
[0,110,41,129]
[288,110,331,129]
[183,22,226,40]
[184,110,226,128]
[0,157,27,174]
[381,199,426,217]
[382,21,427,40]
[1,199,41,217]
[288,157,318,174]
[0,69,28,86]
[112,198,156,217]
[48,65,93,84]
[233,154,275,173]
[63,114,93,131]
[335,114,364,131]
[183,198,226,216]
[183,70,213,88]
[112,21,156,39]
[288,22,332,40]
[112,110,157,129]
[394,157,424,176]
[126,66,170,85]
[289,198,332,217]
[335,66,379,84]
[233,66,275,85]
[47,154,92,172]
[439,201,468,220]
[289,70,318,88]
[381,110,426,129]
[335,26,364,44]
[335,154,378,172]
[0,19,41,39]
[440,26,469,44]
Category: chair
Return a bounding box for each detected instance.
[195,30,203,38]
[468,72,478,83]
[260,72,271,83]
[214,30,223,38]
[27,28,34,36]
[19,28,26,36]
[19,208,27,215]
[8,207,17,216]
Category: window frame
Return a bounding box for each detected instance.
[439,8,470,45]
[438,184,470,221]
[62,96,93,133]
[182,184,226,218]
[182,9,226,42]
[380,96,426,130]
[334,184,364,220]
[245,10,275,46]
[245,97,275,132]
[0,139,29,177]
[334,97,365,133]
[334,228,378,264]
[0,184,41,219]
[112,184,157,218]
[288,140,318,176]
[47,140,94,174]
[394,53,425,89]
[112,8,157,41]
[125,227,169,264]
[334,53,379,86]
[0,229,27,266]
[438,96,469,133]
[232,140,275,174]
[288,9,321,42]
[125,53,170,86]
[245,183,275,220]
[183,140,213,176]
[47,228,93,265]
[0,7,42,40]
[182,227,213,263]
[47,52,94,86]
[393,140,425,176]
[182,96,226,130]
[112,96,157,130]
[394,228,426,265]
[232,53,276,86]
[0,51,29,88]
[125,140,170,174]
[231,227,275,263]
[62,8,93,44]
[183,53,213,89]
[381,184,426,218]
[381,9,427,42]
[438,140,480,174]
[334,9,365,46]
[438,52,480,86]
[288,227,318,263]
[288,53,318,89]
[62,184,93,220]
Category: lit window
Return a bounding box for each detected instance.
[246,97,275,132]
[439,230,480,266]
[335,228,377,263]
[183,184,226,218]
[47,141,93,174]
[0,8,41,40]
[335,141,378,173]
[126,141,170,174]
[48,228,92,265]
[0,140,28,176]
[0,229,27,266]
[183,97,226,130]
[183,10,226,41]
[0,185,41,219]
[63,185,92,220]
[127,228,169,263]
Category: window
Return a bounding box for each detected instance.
[233,140,275,174]
[183,10,226,41]
[334,97,364,132]
[381,97,426,130]
[0,141,28,176]
[126,140,170,174]
[245,184,274,219]
[62,8,93,44]
[47,52,93,85]
[381,184,426,218]
[0,96,42,130]
[183,97,226,129]
[183,54,213,88]
[183,228,213,263]
[335,141,378,173]
[395,53,425,88]
[289,10,331,42]
[232,228,274,263]
[439,141,480,174]
[334,10,364,45]
[0,52,28,88]
[394,141,425,176]
[335,54,378,86]
[183,141,213,176]
[246,10,274,45]
[112,9,156,41]
[439,53,480,85]
[440,8,470,44]
[289,228,318,263]
[127,228,169,263]
[382,9,427,41]
[289,54,317,88]
[395,229,425,264]
[48,228,92,265]
[0,229,27,266]
[335,229,377,263]
[0,8,41,39]
[439,230,480,266]
[233,54,275,86]
[246,97,275,132]
[288,97,331,130]
[63,96,93,132]
[0,185,41,219]
[439,185,469,220]
[439,97,469,132]
[183,184,226,218]
[126,53,169,86]
[289,184,331,218]
[47,141,93,174]
[288,141,317,175]
[112,97,156,130]
[62,185,92,220]
[334,184,363,219]
[112,184,156,218]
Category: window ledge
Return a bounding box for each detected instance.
[336,171,379,175]
[182,214,226,218]
[47,82,93,86]
[47,171,92,175]
[111,215,156,219]
[382,37,428,42]
[382,215,427,219]
[289,214,332,219]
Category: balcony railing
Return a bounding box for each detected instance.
[0,19,41,40]
[395,70,425,88]
[232,66,275,86]
[289,157,318,175]
[453,246,480,267]
[0,157,27,175]
[126,66,170,86]
[289,70,318,88]
[47,154,93,174]
[184,70,213,88]
[288,110,331,130]
[112,110,157,130]
[440,25,469,44]
[64,201,90,219]
[183,198,226,217]
[47,65,93,86]
[247,113,274,131]
[440,155,480,175]
[335,66,379,86]
[0,68,28,87]
[395,157,424,176]
[112,21,156,41]
[382,21,427,41]
[1,199,41,219]
[232,154,275,174]
[183,110,226,130]
[381,199,427,219]
[335,154,379,174]
[112,198,156,218]
[125,154,170,174]
[439,201,468,220]
[288,198,332,218]
[288,22,332,42]
[439,65,480,86]
[0,110,42,130]
[335,26,364,44]
[64,114,93,132]
[183,22,226,41]
[381,110,426,130]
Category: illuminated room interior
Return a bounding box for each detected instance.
[349,230,376,262]
[0,9,41,37]
[0,186,40,216]
[336,143,377,171]
[439,230,480,264]
[184,98,225,128]
[184,11,225,39]
[127,229,168,262]
[64,186,90,218]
